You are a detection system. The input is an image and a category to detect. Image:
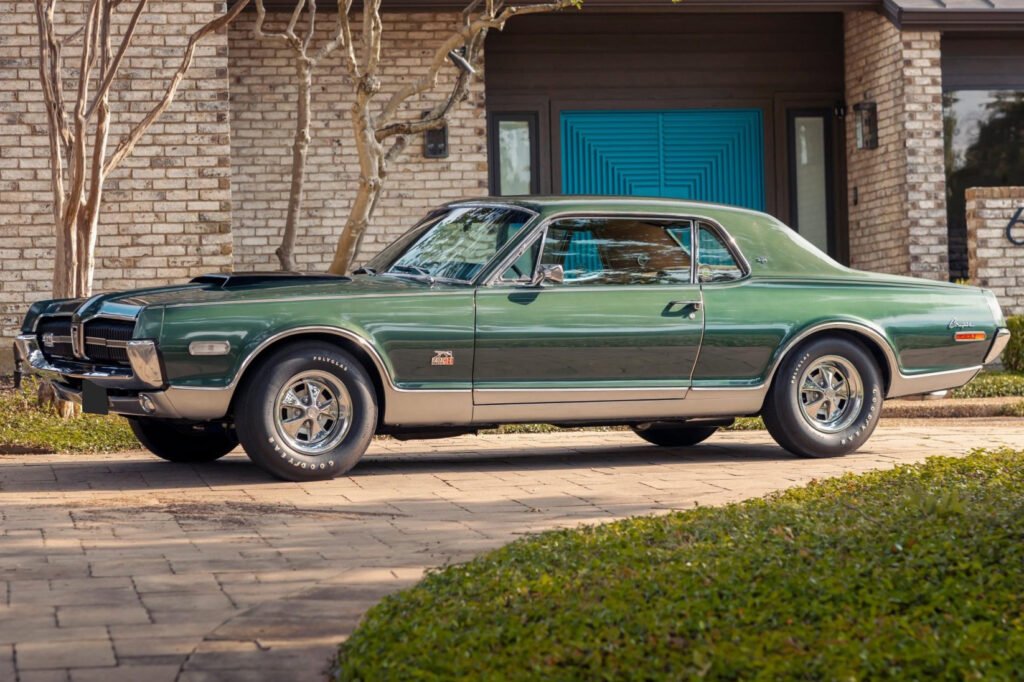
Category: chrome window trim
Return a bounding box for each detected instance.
[482,211,745,288]
[693,219,752,284]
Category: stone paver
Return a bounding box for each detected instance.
[1,418,1023,681]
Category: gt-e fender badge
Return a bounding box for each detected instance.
[431,350,454,367]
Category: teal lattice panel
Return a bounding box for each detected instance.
[560,109,765,211]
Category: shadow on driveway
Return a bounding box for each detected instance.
[0,439,793,493]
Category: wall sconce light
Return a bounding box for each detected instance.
[423,117,449,159]
[854,101,878,150]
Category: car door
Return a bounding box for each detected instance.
[473,215,704,406]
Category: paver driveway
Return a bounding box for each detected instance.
[2,418,1023,682]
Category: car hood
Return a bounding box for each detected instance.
[27,274,449,323]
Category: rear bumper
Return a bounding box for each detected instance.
[985,328,1011,365]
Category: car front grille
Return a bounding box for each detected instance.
[36,317,75,361]
[84,318,135,364]
[36,316,136,366]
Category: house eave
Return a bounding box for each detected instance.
[883,0,1024,32]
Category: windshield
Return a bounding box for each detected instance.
[365,205,535,282]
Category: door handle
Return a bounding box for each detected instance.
[666,300,702,319]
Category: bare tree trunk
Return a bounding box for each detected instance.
[328,101,381,275]
[322,0,579,274]
[30,0,250,415]
[276,57,313,271]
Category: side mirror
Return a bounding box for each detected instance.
[531,264,564,287]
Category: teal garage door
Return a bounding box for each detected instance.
[560,109,765,211]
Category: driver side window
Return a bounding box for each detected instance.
[513,218,693,286]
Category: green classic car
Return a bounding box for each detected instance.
[16,197,1011,481]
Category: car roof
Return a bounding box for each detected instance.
[447,195,769,220]
[445,195,857,280]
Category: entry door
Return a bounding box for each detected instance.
[560,109,766,210]
[474,217,703,404]
[787,109,837,257]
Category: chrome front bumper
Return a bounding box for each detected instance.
[985,328,1012,365]
[15,334,164,389]
[16,334,232,421]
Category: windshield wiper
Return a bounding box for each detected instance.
[353,266,377,276]
[386,264,435,284]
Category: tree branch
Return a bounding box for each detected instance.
[302,0,316,54]
[314,0,354,63]
[255,0,303,51]
[86,0,148,120]
[103,0,252,177]
[361,0,382,76]
[376,0,574,128]
[374,32,481,143]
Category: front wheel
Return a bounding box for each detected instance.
[235,341,377,482]
[128,418,238,463]
[762,336,883,458]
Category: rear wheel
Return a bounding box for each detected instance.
[632,423,719,447]
[129,418,238,463]
[762,336,883,458]
[235,341,377,482]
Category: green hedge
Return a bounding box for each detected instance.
[336,449,1024,680]
[1004,316,1024,373]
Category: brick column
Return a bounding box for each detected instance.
[844,11,948,281]
[967,186,1024,315]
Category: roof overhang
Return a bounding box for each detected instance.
[249,0,875,12]
[883,0,1024,32]
[246,0,1024,31]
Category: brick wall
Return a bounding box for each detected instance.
[228,11,489,271]
[967,186,1024,315]
[0,1,234,369]
[843,11,948,280]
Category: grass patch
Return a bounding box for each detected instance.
[0,378,138,453]
[951,370,1024,399]
[724,416,764,430]
[999,400,1024,418]
[336,449,1024,680]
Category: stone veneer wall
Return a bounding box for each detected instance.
[966,186,1024,316]
[227,11,489,271]
[843,10,948,280]
[0,1,234,369]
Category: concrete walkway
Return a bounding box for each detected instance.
[2,418,1023,682]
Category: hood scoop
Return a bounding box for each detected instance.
[191,272,351,289]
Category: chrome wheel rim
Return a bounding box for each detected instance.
[273,370,352,454]
[797,355,864,433]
